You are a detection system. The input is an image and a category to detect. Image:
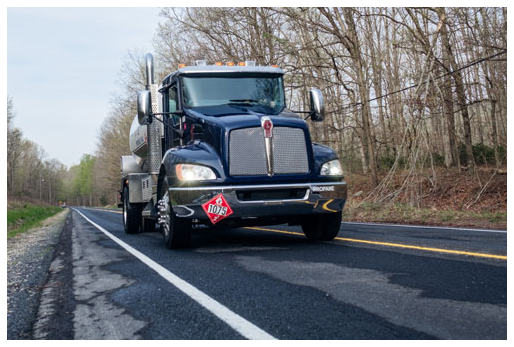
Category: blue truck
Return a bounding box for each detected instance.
[120,54,347,249]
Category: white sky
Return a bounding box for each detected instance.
[7,6,162,168]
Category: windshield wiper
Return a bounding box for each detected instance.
[228,99,259,104]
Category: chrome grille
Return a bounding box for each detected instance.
[229,126,309,176]
[272,127,309,174]
[229,127,267,176]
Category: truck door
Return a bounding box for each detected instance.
[164,84,181,149]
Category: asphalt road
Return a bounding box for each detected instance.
[34,207,507,340]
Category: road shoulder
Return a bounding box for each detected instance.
[7,209,69,339]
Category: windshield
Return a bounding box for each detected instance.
[182,75,285,115]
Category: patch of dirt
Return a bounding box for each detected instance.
[420,168,506,212]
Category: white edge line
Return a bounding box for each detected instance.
[341,221,507,233]
[71,208,276,340]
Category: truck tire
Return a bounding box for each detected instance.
[141,218,156,233]
[123,186,142,234]
[158,178,191,249]
[301,211,342,241]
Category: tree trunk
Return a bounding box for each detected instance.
[439,9,474,172]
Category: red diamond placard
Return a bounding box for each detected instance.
[201,193,234,225]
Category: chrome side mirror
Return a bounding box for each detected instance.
[137,90,151,125]
[309,88,325,122]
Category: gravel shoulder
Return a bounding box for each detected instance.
[7,209,69,339]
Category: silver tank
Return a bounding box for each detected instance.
[129,116,148,159]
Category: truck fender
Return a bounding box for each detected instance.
[159,142,223,188]
[312,143,339,174]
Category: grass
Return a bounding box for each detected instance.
[343,201,507,230]
[7,203,63,239]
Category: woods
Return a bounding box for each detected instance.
[92,7,509,208]
[7,97,98,205]
[7,97,67,204]
[7,7,507,211]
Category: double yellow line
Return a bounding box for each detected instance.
[245,226,507,261]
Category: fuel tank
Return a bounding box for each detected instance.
[129,116,148,159]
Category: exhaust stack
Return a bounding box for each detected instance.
[145,53,162,178]
[145,53,154,86]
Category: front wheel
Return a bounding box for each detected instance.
[158,180,191,249]
[301,211,342,241]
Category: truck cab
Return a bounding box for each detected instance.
[121,54,347,249]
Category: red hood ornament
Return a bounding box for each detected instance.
[261,117,273,138]
[261,117,274,176]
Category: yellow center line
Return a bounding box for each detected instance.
[84,208,123,214]
[244,226,507,261]
[85,209,506,261]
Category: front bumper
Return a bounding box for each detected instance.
[168,181,347,222]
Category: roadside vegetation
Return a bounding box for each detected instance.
[6,8,507,230]
[7,199,63,239]
[344,202,506,230]
[344,166,507,230]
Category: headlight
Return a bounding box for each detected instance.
[320,159,343,176]
[176,164,216,181]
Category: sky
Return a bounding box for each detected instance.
[7,7,163,168]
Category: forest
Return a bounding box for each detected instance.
[7,8,507,223]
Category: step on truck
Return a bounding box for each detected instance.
[120,54,347,249]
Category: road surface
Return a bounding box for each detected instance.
[33,207,506,339]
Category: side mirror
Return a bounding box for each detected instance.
[137,90,151,125]
[309,88,325,122]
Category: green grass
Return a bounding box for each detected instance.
[7,203,63,239]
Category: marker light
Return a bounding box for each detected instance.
[215,62,223,66]
[176,164,216,181]
[178,63,186,68]
[226,62,235,66]
[320,160,343,176]
[271,64,279,68]
[238,62,246,66]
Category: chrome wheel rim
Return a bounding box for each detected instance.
[159,192,171,240]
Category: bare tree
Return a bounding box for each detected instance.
[91,7,506,208]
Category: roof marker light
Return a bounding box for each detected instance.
[215,62,223,66]
[271,64,279,68]
[226,62,235,66]
[178,63,186,68]
[238,62,246,66]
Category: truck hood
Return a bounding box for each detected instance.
[185,107,306,131]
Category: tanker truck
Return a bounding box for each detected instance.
[120,53,347,249]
